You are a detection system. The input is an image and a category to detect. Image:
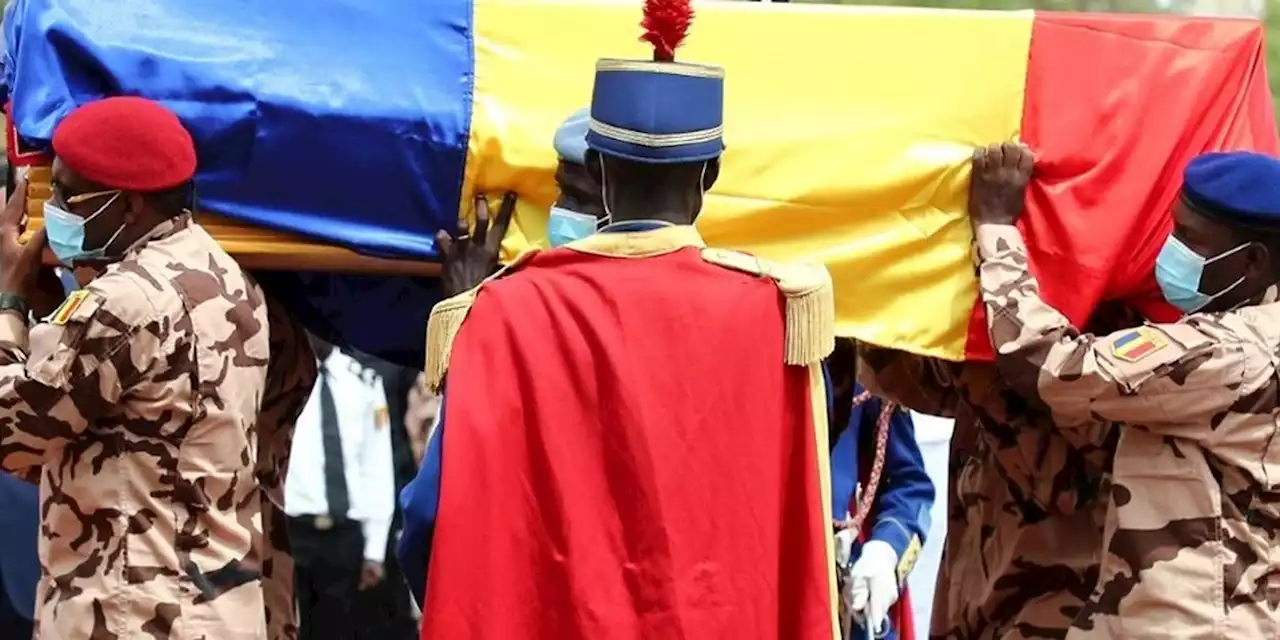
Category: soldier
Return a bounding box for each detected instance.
[257,298,319,640]
[400,0,842,636]
[970,144,1280,637]
[0,96,274,638]
[857,341,1117,639]
[827,340,933,640]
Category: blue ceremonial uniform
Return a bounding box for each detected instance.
[827,377,933,640]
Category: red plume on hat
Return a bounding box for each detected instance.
[640,0,694,63]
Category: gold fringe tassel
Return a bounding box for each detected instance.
[782,266,836,366]
[422,290,477,393]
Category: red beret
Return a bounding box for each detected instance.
[51,96,197,192]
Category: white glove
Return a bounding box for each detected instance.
[848,539,900,637]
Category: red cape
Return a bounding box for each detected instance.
[423,240,837,639]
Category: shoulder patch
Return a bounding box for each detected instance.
[699,247,766,277]
[374,406,389,430]
[1109,326,1167,363]
[47,290,97,326]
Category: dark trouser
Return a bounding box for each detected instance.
[289,516,364,640]
[0,582,32,640]
[353,530,417,640]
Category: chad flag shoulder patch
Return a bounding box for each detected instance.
[49,290,93,326]
[1110,326,1167,363]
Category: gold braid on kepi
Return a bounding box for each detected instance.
[585,0,724,166]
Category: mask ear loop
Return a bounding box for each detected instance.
[1202,241,1255,307]
[597,154,613,230]
[695,161,709,216]
[91,192,127,257]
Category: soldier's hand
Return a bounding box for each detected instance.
[969,141,1035,227]
[28,268,67,319]
[0,177,48,299]
[358,560,384,590]
[436,192,517,298]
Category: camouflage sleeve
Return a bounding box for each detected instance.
[0,288,158,473]
[856,343,962,418]
[256,296,317,640]
[976,223,1258,437]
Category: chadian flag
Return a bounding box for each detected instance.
[460,2,1278,362]
[5,0,1275,363]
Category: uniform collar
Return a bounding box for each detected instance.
[564,224,704,259]
[124,211,195,255]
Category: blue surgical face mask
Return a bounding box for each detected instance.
[547,205,599,247]
[43,191,125,266]
[1154,234,1249,313]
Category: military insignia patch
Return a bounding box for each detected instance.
[1110,327,1167,363]
[49,290,90,326]
[374,406,389,430]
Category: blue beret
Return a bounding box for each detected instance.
[552,108,589,165]
[1182,151,1280,228]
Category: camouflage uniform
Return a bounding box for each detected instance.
[0,214,278,639]
[257,297,317,640]
[976,223,1280,638]
[860,348,1116,640]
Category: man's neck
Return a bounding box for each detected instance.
[611,211,694,227]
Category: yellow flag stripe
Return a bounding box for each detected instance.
[466,1,1033,361]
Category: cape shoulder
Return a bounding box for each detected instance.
[699,248,835,366]
[423,249,540,392]
[422,246,836,392]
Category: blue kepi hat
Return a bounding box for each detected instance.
[553,107,590,165]
[586,0,724,165]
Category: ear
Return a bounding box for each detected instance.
[125,192,146,224]
[702,158,721,191]
[1245,242,1271,281]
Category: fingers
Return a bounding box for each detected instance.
[1015,142,1036,174]
[473,195,490,247]
[435,229,454,257]
[488,191,517,251]
[2,177,27,250]
[971,147,987,174]
[1001,140,1024,168]
[849,579,870,612]
[868,593,890,635]
[24,227,47,258]
[987,142,1004,168]
[835,530,856,566]
[974,141,1036,174]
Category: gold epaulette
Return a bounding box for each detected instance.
[422,249,540,392]
[699,248,835,366]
